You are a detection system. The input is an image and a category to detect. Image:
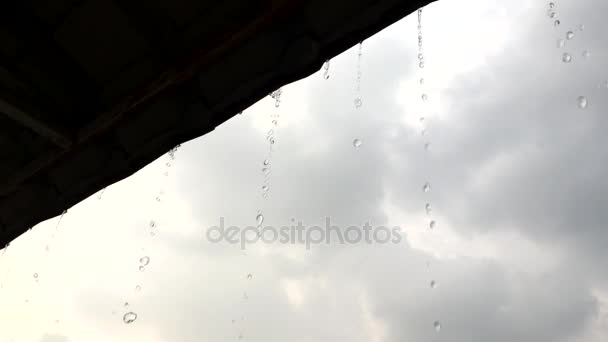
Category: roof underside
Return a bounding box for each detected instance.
[0,0,434,248]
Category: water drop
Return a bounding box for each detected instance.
[247,273,253,280]
[549,2,555,8]
[135,285,141,292]
[256,213,264,225]
[557,38,565,48]
[582,50,590,58]
[566,31,574,40]
[263,159,270,166]
[262,185,269,192]
[562,52,572,63]
[354,97,363,109]
[268,129,274,136]
[272,120,278,126]
[434,321,441,331]
[419,61,425,68]
[269,137,275,145]
[554,20,560,26]
[430,280,437,288]
[425,203,432,215]
[323,59,330,80]
[139,256,150,266]
[139,266,145,272]
[429,220,436,229]
[166,162,171,167]
[549,11,557,19]
[149,221,156,228]
[124,302,129,307]
[422,182,431,193]
[417,53,424,60]
[577,96,588,109]
[353,139,362,148]
[262,168,271,175]
[123,312,137,324]
[33,273,38,279]
[419,78,424,85]
[421,94,428,101]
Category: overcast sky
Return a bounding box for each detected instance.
[2,0,608,341]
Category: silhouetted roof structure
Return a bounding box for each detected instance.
[0,0,433,248]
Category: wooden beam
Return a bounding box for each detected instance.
[0,98,72,149]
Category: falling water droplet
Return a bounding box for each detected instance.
[135,285,141,292]
[425,203,432,215]
[323,59,330,80]
[566,31,574,40]
[354,97,363,109]
[434,321,441,332]
[272,120,278,126]
[262,185,269,192]
[123,312,137,324]
[562,52,572,63]
[139,266,145,272]
[421,94,428,101]
[269,137,275,145]
[353,139,362,148]
[247,273,253,280]
[429,220,436,229]
[422,182,431,193]
[549,2,555,8]
[577,96,588,109]
[166,162,171,167]
[263,159,270,166]
[262,168,271,175]
[419,61,425,68]
[33,273,38,279]
[554,19,560,26]
[149,221,156,228]
[139,256,150,266]
[419,78,425,85]
[256,213,264,225]
[582,50,590,58]
[557,38,566,48]
[430,280,437,288]
[549,11,557,19]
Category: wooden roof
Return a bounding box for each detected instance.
[0,0,433,248]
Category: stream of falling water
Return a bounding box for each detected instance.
[122,144,180,324]
[417,7,441,333]
[354,42,363,110]
[549,1,589,108]
[236,88,284,339]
